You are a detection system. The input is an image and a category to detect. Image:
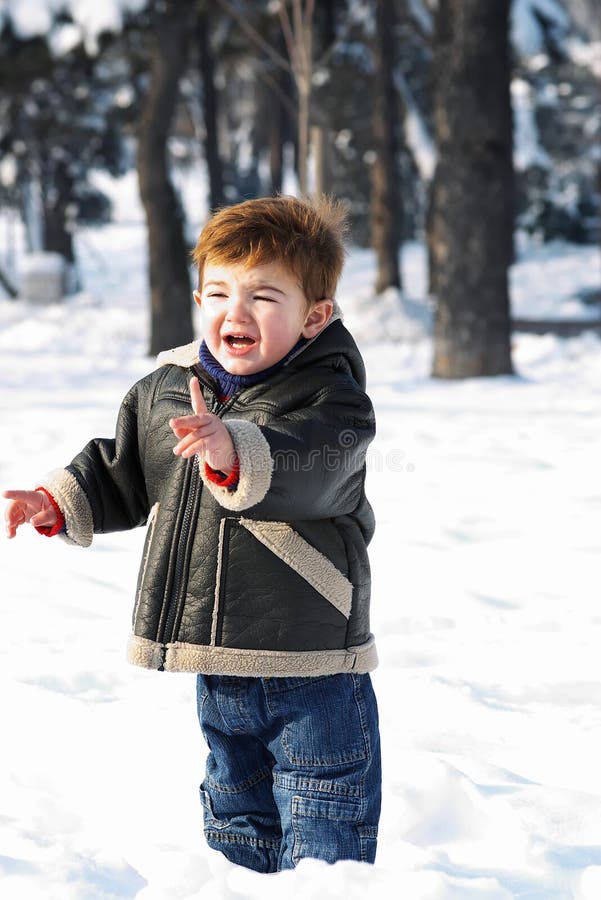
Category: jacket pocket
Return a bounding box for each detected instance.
[132,501,160,630]
[212,518,353,652]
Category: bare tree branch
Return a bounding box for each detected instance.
[216,0,292,73]
[315,15,355,69]
[278,1,299,74]
[304,0,315,37]
[257,65,297,117]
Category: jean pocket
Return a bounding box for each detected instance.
[357,823,378,863]
[199,786,231,831]
[291,794,361,865]
[278,674,370,767]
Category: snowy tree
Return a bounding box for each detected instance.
[0,0,198,351]
[195,3,226,212]
[0,16,132,290]
[510,0,600,244]
[136,0,195,355]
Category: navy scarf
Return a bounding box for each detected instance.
[199,338,307,399]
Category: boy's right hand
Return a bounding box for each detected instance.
[3,490,58,538]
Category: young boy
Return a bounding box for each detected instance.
[4,195,381,873]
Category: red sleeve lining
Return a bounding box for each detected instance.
[203,457,240,489]
[33,487,65,537]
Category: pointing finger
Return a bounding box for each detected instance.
[190,377,209,416]
[3,490,36,501]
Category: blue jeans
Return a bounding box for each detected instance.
[196,672,381,872]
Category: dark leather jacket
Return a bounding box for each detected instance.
[42,316,378,677]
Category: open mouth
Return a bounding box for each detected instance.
[224,334,256,349]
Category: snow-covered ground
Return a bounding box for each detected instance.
[1,211,601,900]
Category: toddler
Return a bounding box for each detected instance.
[4,195,381,872]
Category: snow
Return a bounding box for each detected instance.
[395,72,437,183]
[1,206,601,899]
[3,0,147,54]
[407,0,433,36]
[20,251,66,276]
[510,237,601,320]
[511,0,570,60]
[1,0,57,41]
[565,38,601,80]
[49,22,83,57]
[511,78,552,172]
[0,153,17,188]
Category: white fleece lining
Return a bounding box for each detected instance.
[239,518,353,619]
[156,340,200,368]
[41,468,94,548]
[127,633,378,676]
[199,419,273,511]
[210,517,227,645]
[127,634,166,670]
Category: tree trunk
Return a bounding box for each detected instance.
[297,77,310,195]
[42,159,79,293]
[43,159,76,259]
[429,0,514,378]
[281,1,314,197]
[137,0,194,356]
[269,107,284,195]
[371,0,402,294]
[197,5,225,213]
[21,170,44,254]
[268,33,292,195]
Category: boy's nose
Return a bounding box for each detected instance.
[225,292,251,320]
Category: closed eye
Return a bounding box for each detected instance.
[254,295,277,302]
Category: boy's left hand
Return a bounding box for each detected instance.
[169,377,237,474]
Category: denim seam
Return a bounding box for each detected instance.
[352,673,372,760]
[281,737,368,767]
[205,765,273,795]
[291,795,361,822]
[205,830,281,849]
[273,772,363,798]
[262,675,329,707]
[357,823,378,862]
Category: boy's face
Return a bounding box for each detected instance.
[195,260,333,375]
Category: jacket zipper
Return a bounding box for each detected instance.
[160,461,200,648]
[157,370,230,670]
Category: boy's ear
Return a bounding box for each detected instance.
[302,299,334,339]
[193,289,202,308]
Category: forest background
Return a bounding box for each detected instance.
[1,3,601,898]
[0,0,599,368]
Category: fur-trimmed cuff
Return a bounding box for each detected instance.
[199,419,272,511]
[39,469,94,547]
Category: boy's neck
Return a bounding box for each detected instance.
[199,338,306,400]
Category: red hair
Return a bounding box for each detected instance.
[191,195,348,303]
